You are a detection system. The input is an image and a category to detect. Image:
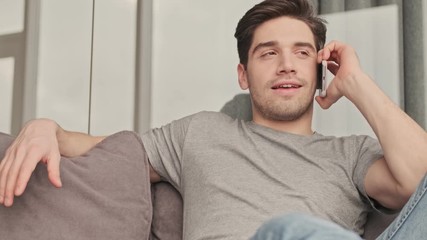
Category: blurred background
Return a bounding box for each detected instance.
[0,0,425,137]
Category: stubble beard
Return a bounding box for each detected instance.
[250,86,315,122]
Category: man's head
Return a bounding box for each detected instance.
[235,0,327,133]
[235,0,327,68]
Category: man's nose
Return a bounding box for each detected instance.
[277,53,295,75]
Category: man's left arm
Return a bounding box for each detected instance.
[317,41,427,210]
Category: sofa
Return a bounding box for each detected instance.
[0,94,397,239]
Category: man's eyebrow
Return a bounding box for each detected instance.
[294,42,316,52]
[252,41,279,55]
[251,41,317,55]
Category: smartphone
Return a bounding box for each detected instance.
[317,60,327,97]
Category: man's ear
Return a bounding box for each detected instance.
[237,63,249,90]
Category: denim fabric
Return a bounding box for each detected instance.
[251,174,427,240]
[251,213,363,240]
[376,174,427,240]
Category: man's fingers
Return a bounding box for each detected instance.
[0,156,11,204]
[316,95,340,109]
[0,150,18,205]
[315,80,343,110]
[318,41,338,60]
[0,137,24,204]
[14,158,40,196]
[327,62,340,76]
[3,148,28,206]
[11,144,40,197]
[315,96,332,109]
[47,153,62,188]
[0,119,61,207]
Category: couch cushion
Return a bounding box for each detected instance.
[151,182,183,240]
[363,210,397,240]
[0,131,152,240]
[220,93,252,121]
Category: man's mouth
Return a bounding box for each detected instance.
[271,84,301,89]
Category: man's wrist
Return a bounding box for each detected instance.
[340,71,373,103]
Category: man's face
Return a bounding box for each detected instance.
[238,16,318,122]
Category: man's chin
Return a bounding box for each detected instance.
[256,103,313,122]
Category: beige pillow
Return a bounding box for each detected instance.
[0,131,152,240]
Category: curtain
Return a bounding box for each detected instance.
[310,0,426,129]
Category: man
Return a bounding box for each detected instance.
[1,0,427,239]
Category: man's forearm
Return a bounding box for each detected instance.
[347,73,427,192]
[57,127,106,157]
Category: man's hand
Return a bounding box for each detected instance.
[0,119,62,207]
[315,41,366,109]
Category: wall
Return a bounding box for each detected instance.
[150,0,261,128]
[36,0,93,132]
[0,0,137,135]
[0,0,25,134]
[89,0,137,135]
[36,0,137,135]
[313,5,400,137]
[0,58,14,134]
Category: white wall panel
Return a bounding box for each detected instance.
[151,0,261,128]
[0,57,14,134]
[0,0,25,35]
[90,0,137,135]
[314,5,400,137]
[36,0,93,132]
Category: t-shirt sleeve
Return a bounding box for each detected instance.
[352,135,385,211]
[140,114,194,190]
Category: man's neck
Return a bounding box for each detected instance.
[252,112,314,136]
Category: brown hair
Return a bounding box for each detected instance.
[235,0,327,67]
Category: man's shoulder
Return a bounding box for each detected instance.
[315,133,380,152]
[189,111,236,123]
[316,132,376,142]
[180,111,243,135]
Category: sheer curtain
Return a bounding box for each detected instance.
[310,0,426,128]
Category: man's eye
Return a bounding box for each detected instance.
[296,50,310,57]
[261,51,276,57]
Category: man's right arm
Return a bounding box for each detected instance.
[57,126,105,158]
[0,118,104,207]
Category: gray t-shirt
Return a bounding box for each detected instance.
[141,111,383,239]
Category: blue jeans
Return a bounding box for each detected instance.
[251,174,427,240]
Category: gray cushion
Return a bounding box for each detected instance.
[220,93,252,121]
[0,131,152,240]
[151,182,183,240]
[363,211,397,239]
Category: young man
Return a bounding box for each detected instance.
[1,0,427,239]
